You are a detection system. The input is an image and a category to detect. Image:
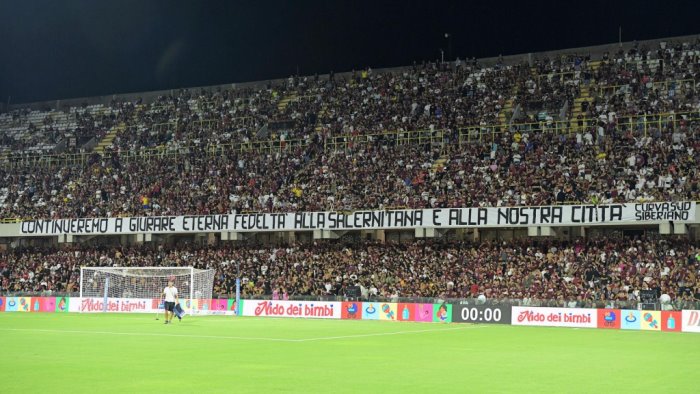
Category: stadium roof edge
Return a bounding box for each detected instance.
[3,33,698,113]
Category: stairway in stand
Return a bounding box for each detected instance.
[94,122,125,155]
[277,93,298,112]
[431,154,448,173]
[570,60,601,131]
[314,104,328,137]
[497,98,514,131]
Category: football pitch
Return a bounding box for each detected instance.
[0,313,697,393]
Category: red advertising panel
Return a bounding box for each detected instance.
[341,301,362,319]
[397,303,414,321]
[661,311,682,332]
[597,309,621,329]
[33,297,57,312]
[0,297,5,312]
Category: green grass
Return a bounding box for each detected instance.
[0,313,697,393]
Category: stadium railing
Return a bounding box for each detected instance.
[3,290,697,311]
[591,78,696,98]
[457,109,700,143]
[2,107,699,169]
[212,294,699,311]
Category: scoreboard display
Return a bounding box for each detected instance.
[452,304,512,324]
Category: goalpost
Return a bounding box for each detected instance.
[79,267,215,315]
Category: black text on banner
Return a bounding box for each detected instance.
[18,202,696,236]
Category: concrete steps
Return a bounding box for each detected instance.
[570,62,601,127]
[498,98,514,129]
[93,122,125,155]
[314,104,328,133]
[277,94,298,112]
[431,155,448,173]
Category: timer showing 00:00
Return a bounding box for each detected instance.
[461,307,503,322]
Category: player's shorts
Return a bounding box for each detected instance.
[165,301,175,312]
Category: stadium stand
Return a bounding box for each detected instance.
[1,36,700,308]
[2,39,700,218]
[2,236,699,310]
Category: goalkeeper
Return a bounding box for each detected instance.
[162,280,179,324]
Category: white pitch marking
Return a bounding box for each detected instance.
[0,325,480,343]
[0,328,298,342]
[296,325,480,342]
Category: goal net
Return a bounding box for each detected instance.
[79,267,215,315]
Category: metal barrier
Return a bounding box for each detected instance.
[592,78,696,98]
[457,109,700,143]
[2,291,692,312]
[324,128,446,151]
[2,107,699,169]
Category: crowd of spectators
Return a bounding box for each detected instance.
[2,40,700,218]
[0,145,315,218]
[0,44,599,157]
[515,53,586,113]
[3,40,700,318]
[1,111,699,218]
[576,41,700,130]
[1,235,699,309]
[0,103,131,156]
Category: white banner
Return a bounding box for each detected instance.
[76,297,205,314]
[68,298,81,313]
[682,310,700,333]
[511,306,598,328]
[18,201,696,236]
[242,300,341,319]
[77,297,157,313]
